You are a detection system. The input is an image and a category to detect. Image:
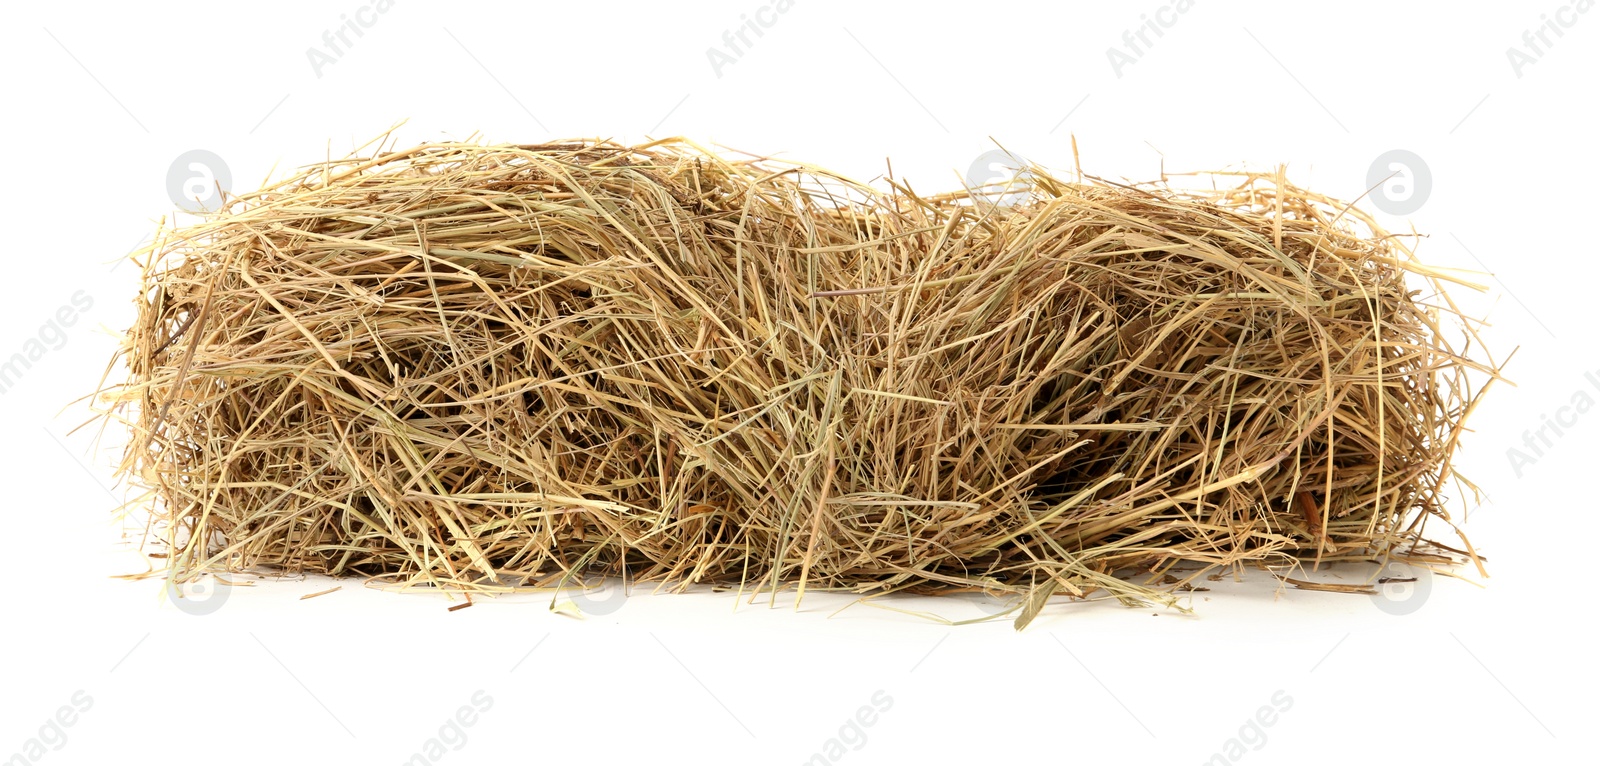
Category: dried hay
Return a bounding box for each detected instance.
[95,135,1500,626]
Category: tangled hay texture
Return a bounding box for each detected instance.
[102,137,1494,624]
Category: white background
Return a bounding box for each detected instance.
[2,1,1593,763]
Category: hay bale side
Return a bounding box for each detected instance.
[100,138,1495,624]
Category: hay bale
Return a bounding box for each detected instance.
[100,138,1495,625]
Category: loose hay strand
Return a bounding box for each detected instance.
[97,137,1495,626]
